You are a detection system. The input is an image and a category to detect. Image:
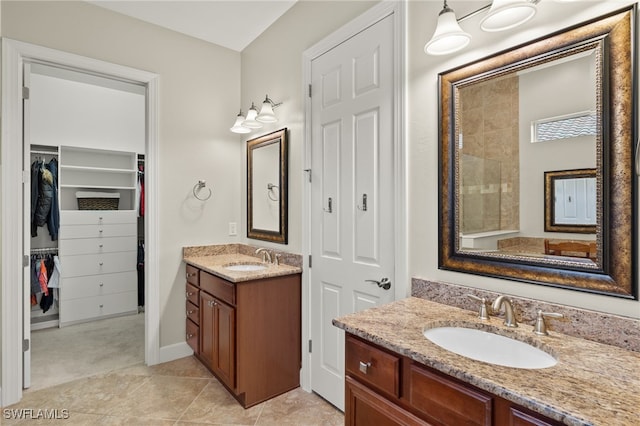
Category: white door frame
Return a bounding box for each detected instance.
[1,38,160,407]
[300,0,407,392]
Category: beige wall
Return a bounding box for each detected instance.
[1,0,243,348]
[408,0,639,318]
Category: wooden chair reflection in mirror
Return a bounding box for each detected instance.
[544,239,596,261]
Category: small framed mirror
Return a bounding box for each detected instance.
[544,169,597,234]
[247,128,288,244]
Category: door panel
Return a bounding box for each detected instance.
[310,14,395,410]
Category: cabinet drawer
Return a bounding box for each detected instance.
[186,283,199,306]
[61,210,137,225]
[409,363,492,426]
[346,335,400,398]
[60,223,136,239]
[59,235,136,256]
[200,271,235,305]
[60,291,137,325]
[60,252,137,278]
[186,318,199,354]
[60,271,137,301]
[186,264,199,286]
[186,300,199,325]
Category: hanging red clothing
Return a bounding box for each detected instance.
[39,260,49,296]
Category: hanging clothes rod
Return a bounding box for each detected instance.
[30,247,59,254]
[31,150,59,156]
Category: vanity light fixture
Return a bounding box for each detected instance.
[424,0,541,56]
[230,95,283,134]
[230,110,252,134]
[424,0,471,55]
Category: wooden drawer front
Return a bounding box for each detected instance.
[186,300,199,325]
[61,210,137,225]
[186,318,199,354]
[60,271,137,301]
[60,235,136,256]
[508,406,559,426]
[346,376,430,426]
[60,223,137,239]
[60,291,137,325]
[60,252,137,278]
[346,335,400,398]
[200,271,235,305]
[186,283,199,306]
[186,264,199,286]
[409,363,492,426]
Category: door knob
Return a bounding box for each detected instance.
[365,277,391,290]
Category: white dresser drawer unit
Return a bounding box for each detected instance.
[60,223,137,239]
[60,291,138,325]
[60,271,137,301]
[59,235,137,256]
[61,252,137,278]
[60,210,137,225]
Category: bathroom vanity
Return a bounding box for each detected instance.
[334,297,640,425]
[183,247,302,408]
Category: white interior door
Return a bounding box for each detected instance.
[309,14,395,410]
[22,63,32,389]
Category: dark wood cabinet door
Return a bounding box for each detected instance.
[346,376,431,426]
[199,291,215,370]
[213,299,235,389]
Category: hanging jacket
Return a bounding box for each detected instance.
[45,158,60,241]
[34,165,54,228]
[30,160,41,237]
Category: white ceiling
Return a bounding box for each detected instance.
[88,0,298,52]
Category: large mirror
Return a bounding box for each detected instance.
[439,7,636,298]
[247,128,288,244]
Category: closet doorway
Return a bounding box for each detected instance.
[24,62,147,391]
[1,39,160,407]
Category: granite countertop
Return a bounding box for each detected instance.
[333,297,640,426]
[183,253,301,283]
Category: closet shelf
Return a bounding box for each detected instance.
[60,165,135,173]
[60,184,136,190]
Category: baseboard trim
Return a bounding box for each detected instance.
[159,342,193,364]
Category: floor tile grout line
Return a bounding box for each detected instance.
[174,377,214,424]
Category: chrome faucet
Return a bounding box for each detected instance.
[492,295,518,328]
[255,248,272,263]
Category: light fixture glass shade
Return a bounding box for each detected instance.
[242,103,263,129]
[256,98,277,123]
[480,0,537,32]
[424,5,471,56]
[230,111,251,134]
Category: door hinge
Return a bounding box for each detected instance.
[23,338,30,352]
[23,255,29,267]
[308,84,312,98]
[308,255,312,268]
[22,86,30,100]
[304,168,312,183]
[308,339,312,353]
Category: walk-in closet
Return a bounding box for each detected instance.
[26,63,146,391]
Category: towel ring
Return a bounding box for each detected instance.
[267,183,279,201]
[193,180,212,201]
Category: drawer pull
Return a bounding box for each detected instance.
[99,282,104,287]
[99,229,103,233]
[186,272,196,278]
[186,291,194,298]
[359,361,372,374]
[188,310,194,315]
[99,244,104,248]
[99,304,104,308]
[186,333,194,339]
[99,262,104,266]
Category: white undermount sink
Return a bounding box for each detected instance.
[224,263,268,272]
[423,326,557,369]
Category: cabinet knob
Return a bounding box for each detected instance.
[99,282,104,287]
[99,229,103,233]
[186,291,194,298]
[188,310,194,315]
[99,244,104,248]
[186,333,194,339]
[359,361,372,374]
[186,272,196,278]
[99,216,103,220]
[99,304,104,308]
[99,262,104,266]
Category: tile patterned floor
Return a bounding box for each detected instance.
[3,356,344,425]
